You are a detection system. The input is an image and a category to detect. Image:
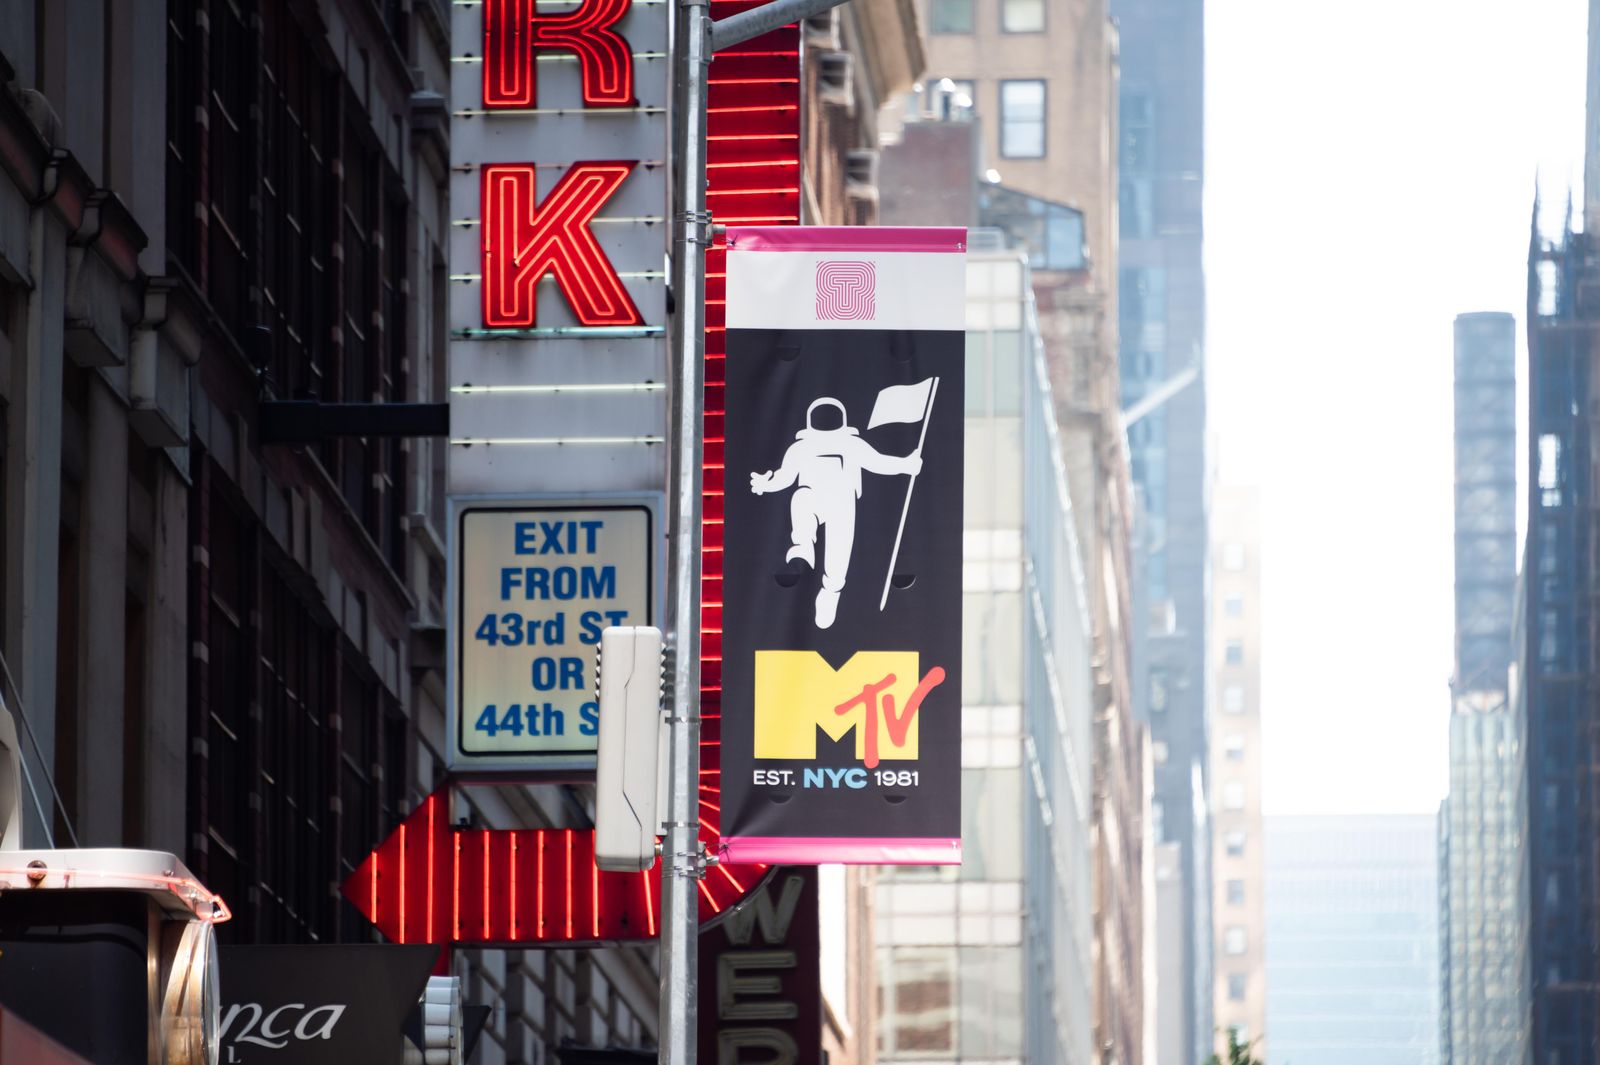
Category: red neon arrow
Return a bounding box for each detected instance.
[342,789,765,947]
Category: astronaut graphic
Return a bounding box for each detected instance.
[750,382,937,629]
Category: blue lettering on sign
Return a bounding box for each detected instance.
[464,510,646,753]
[474,703,568,737]
[802,768,868,789]
[530,656,586,691]
[514,520,604,555]
[579,609,631,645]
[499,566,617,601]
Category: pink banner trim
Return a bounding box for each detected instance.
[720,836,962,866]
[726,226,967,254]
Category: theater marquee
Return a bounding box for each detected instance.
[446,0,668,770]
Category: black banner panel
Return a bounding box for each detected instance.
[719,226,966,864]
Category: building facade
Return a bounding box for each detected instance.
[1438,311,1528,1065]
[0,1,666,1056]
[1110,0,1210,1057]
[1265,815,1441,1065]
[0,0,919,1060]
[895,3,1147,1058]
[1208,487,1265,1060]
[1523,212,1600,1065]
[872,249,1099,1065]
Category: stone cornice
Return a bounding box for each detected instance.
[0,82,49,202]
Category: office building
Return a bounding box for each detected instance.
[1523,207,1600,1065]
[1438,311,1528,1065]
[1111,0,1211,1057]
[873,250,1098,1064]
[884,3,1146,1057]
[0,1,918,1059]
[1209,488,1266,1060]
[1265,815,1441,1065]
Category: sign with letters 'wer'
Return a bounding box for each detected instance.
[719,227,967,865]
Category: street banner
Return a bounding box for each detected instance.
[450,498,659,771]
[718,227,966,865]
[217,944,438,1065]
[697,868,820,1064]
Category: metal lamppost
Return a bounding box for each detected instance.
[656,0,851,1059]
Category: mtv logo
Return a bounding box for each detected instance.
[754,651,946,767]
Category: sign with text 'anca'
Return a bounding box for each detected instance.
[719,227,968,865]
[449,499,659,771]
[447,0,668,497]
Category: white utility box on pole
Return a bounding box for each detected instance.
[595,626,665,872]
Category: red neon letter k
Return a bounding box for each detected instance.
[482,162,644,329]
[484,0,635,109]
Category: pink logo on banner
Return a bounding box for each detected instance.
[815,261,877,321]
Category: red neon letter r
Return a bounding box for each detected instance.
[482,162,644,329]
[484,0,635,109]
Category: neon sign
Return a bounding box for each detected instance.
[481,162,644,328]
[484,0,636,109]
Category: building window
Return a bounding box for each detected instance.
[206,0,251,329]
[958,946,1023,1057]
[1152,741,1169,764]
[999,80,1045,159]
[1228,973,1247,1001]
[1538,434,1562,507]
[262,2,335,407]
[1225,831,1246,858]
[189,461,401,943]
[1001,0,1044,32]
[1223,543,1246,570]
[1120,90,1152,173]
[1150,669,1169,713]
[928,0,973,33]
[1223,782,1246,810]
[1225,640,1244,666]
[258,568,333,942]
[1223,685,1245,714]
[1224,926,1247,955]
[1226,879,1245,906]
[1224,594,1243,617]
[876,946,957,1056]
[1225,734,1245,761]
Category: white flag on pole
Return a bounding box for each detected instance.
[868,378,936,429]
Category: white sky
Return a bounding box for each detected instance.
[1206,0,1589,815]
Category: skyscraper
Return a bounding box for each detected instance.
[1438,311,1528,1065]
[1209,487,1266,1061]
[872,250,1099,1065]
[1112,0,1210,1059]
[1266,815,1442,1065]
[891,1,1146,1058]
[1524,211,1600,1065]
